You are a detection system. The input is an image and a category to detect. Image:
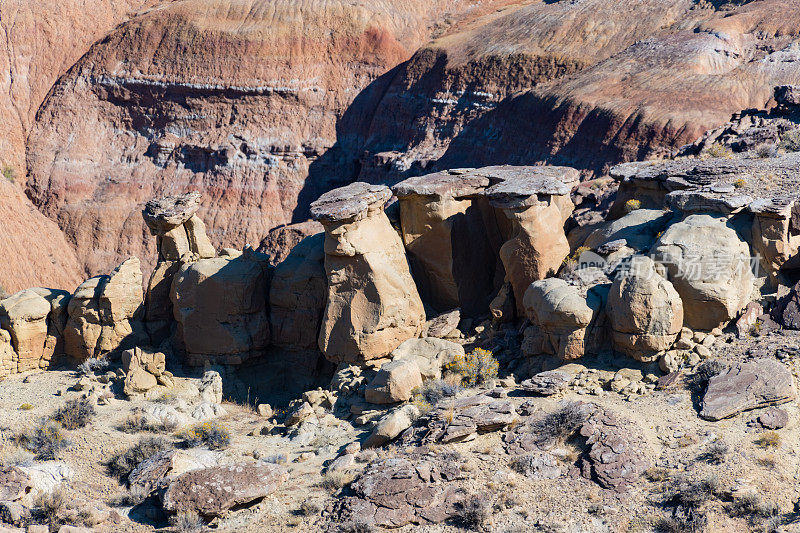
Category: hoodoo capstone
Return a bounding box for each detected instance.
[311,182,426,364]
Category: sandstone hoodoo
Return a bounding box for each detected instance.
[311,182,426,364]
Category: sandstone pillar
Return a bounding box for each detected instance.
[311,183,425,364]
[750,198,800,283]
[393,169,502,316]
[484,166,579,314]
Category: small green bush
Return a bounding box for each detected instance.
[107,436,173,479]
[1,164,15,183]
[445,348,498,387]
[779,128,800,152]
[52,398,95,429]
[17,418,70,460]
[179,421,231,450]
[18,403,34,410]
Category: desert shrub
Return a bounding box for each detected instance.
[18,403,33,410]
[532,403,587,445]
[755,143,777,158]
[446,348,498,387]
[2,164,15,183]
[624,199,642,213]
[0,447,34,468]
[178,421,231,450]
[107,436,173,479]
[337,521,374,533]
[52,398,95,429]
[118,413,179,434]
[699,441,729,464]
[109,484,150,507]
[77,357,110,376]
[755,431,781,449]
[298,499,323,517]
[262,452,288,465]
[320,471,356,491]
[170,511,206,532]
[756,454,777,469]
[453,496,491,531]
[666,476,719,513]
[707,144,733,158]
[728,493,778,519]
[733,178,747,188]
[411,379,461,413]
[654,516,706,533]
[33,487,67,527]
[644,467,671,483]
[17,418,70,460]
[779,128,800,152]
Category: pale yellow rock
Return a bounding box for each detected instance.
[0,289,51,372]
[185,215,216,259]
[365,359,423,404]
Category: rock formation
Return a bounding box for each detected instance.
[0,289,65,372]
[392,169,502,316]
[484,166,578,314]
[311,183,425,364]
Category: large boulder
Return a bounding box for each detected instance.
[0,330,14,379]
[393,169,502,316]
[0,289,50,372]
[484,167,579,314]
[700,358,797,421]
[750,198,800,283]
[523,278,606,360]
[171,250,270,366]
[311,183,425,364]
[583,209,674,252]
[161,463,288,517]
[390,337,464,381]
[365,360,423,404]
[142,192,215,261]
[607,256,684,360]
[652,214,753,331]
[64,258,145,361]
[269,233,326,350]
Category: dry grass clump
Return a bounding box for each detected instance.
[319,471,356,492]
[755,431,781,449]
[107,436,173,479]
[178,421,231,450]
[453,495,491,531]
[170,511,206,532]
[17,418,71,460]
[52,398,95,429]
[532,403,587,445]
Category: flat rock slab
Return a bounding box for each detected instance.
[0,467,31,502]
[161,463,288,517]
[328,457,464,528]
[758,407,789,430]
[310,182,391,222]
[484,166,579,207]
[579,407,648,492]
[521,369,573,396]
[142,192,201,232]
[422,309,461,338]
[392,171,488,199]
[701,358,797,421]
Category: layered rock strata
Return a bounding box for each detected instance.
[311,183,425,364]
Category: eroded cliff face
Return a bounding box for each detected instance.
[357,0,800,181]
[22,0,506,281]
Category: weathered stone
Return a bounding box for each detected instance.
[0,289,52,372]
[579,407,648,492]
[653,214,753,331]
[393,171,500,316]
[522,278,606,360]
[198,371,223,404]
[329,456,463,528]
[285,401,315,427]
[171,251,270,365]
[750,198,800,282]
[312,183,425,363]
[584,209,673,252]
[521,369,573,396]
[161,463,288,517]
[124,367,158,395]
[0,329,15,379]
[142,192,201,233]
[269,233,326,350]
[143,192,215,261]
[0,467,32,502]
[422,309,461,339]
[257,404,273,418]
[365,360,423,404]
[364,405,419,448]
[390,337,464,381]
[143,260,181,345]
[129,448,222,492]
[64,258,145,361]
[485,167,578,314]
[758,407,789,430]
[701,358,797,421]
[607,256,683,360]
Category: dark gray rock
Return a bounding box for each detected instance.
[310,182,391,222]
[0,467,31,502]
[142,191,202,232]
[521,370,573,396]
[758,407,789,430]
[483,166,580,208]
[700,358,797,421]
[579,407,648,492]
[392,171,488,199]
[422,309,461,339]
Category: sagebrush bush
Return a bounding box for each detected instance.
[700,441,729,464]
[107,436,173,479]
[454,496,491,531]
[17,418,70,460]
[33,487,67,527]
[532,403,587,445]
[707,143,733,158]
[170,511,206,532]
[320,471,356,491]
[1,164,15,183]
[624,199,642,213]
[109,484,150,507]
[179,421,231,450]
[118,413,179,434]
[446,348,498,387]
[779,128,800,152]
[52,398,95,429]
[755,431,781,449]
[755,143,776,158]
[77,357,110,376]
[411,379,461,413]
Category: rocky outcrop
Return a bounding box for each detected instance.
[269,234,326,350]
[170,249,271,366]
[484,166,578,314]
[522,278,606,361]
[64,258,145,361]
[392,169,502,316]
[257,221,325,266]
[607,256,683,360]
[700,358,797,421]
[365,360,423,405]
[0,330,14,379]
[390,337,464,382]
[311,183,425,364]
[142,192,215,262]
[579,407,648,492]
[161,463,288,517]
[750,197,800,282]
[653,214,753,331]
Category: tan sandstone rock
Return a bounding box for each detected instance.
[0,289,58,372]
[311,183,425,364]
[171,250,270,366]
[391,337,464,381]
[522,278,606,360]
[393,169,501,316]
[653,214,753,331]
[142,193,216,261]
[365,360,424,404]
[750,198,800,284]
[0,330,16,379]
[64,258,145,361]
[607,256,684,360]
[484,167,579,314]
